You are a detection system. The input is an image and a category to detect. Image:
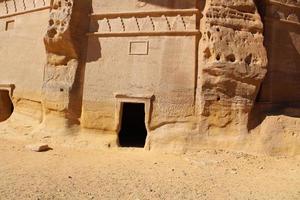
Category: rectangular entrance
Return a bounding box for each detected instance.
[118,103,147,148]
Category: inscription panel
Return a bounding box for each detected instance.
[129,41,149,55]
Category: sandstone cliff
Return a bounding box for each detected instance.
[0,0,299,156]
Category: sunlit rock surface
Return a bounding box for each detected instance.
[0,0,299,156]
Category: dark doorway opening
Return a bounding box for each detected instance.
[0,90,13,122]
[119,103,147,148]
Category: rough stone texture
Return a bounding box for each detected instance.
[42,0,91,125]
[0,0,299,156]
[197,0,268,134]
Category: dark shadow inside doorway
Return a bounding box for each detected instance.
[119,103,147,148]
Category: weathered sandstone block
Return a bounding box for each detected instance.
[42,0,91,122]
[197,0,268,134]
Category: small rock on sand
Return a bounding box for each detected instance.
[25,144,50,152]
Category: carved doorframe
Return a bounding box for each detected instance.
[114,93,154,148]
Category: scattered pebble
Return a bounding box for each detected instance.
[25,144,51,152]
[231,168,238,174]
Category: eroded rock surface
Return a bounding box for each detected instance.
[197,0,267,134]
[42,0,91,123]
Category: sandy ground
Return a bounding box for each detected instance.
[0,138,299,200]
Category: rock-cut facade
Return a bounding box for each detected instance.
[0,0,299,155]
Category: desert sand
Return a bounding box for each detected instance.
[0,1,300,198]
[0,138,299,200]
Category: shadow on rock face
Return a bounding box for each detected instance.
[248,103,300,131]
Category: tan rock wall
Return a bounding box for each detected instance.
[0,6,50,122]
[83,36,197,131]
[248,0,300,156]
[258,0,300,103]
[92,0,197,13]
[0,0,299,156]
[83,0,199,132]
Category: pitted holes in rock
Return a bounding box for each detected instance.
[226,54,236,63]
[204,47,212,59]
[49,19,54,26]
[47,28,57,38]
[245,54,253,66]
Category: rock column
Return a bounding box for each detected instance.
[197,0,268,135]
